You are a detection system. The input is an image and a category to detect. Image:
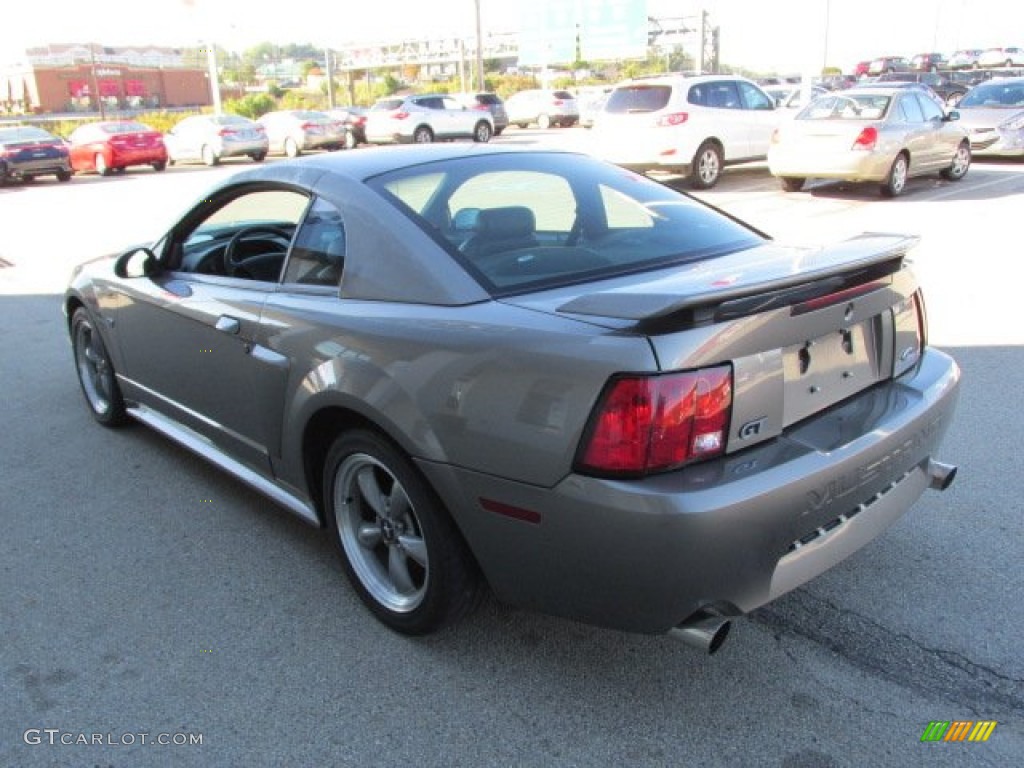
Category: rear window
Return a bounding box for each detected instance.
[552,91,574,100]
[372,99,404,111]
[798,94,892,120]
[474,94,501,105]
[605,85,672,113]
[367,153,762,295]
[102,122,150,133]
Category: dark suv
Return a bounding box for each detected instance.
[878,72,969,106]
[910,52,948,72]
[453,93,509,135]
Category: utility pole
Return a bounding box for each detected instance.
[474,0,484,91]
[89,43,106,119]
[325,48,335,108]
[206,44,222,115]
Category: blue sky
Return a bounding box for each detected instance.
[2,0,1021,74]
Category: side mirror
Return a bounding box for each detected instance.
[114,247,159,278]
[945,110,960,121]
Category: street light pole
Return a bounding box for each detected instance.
[474,0,484,91]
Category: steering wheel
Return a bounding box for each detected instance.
[222,225,293,277]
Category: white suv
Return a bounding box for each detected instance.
[365,94,494,144]
[590,75,780,188]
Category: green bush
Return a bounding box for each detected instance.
[223,93,277,119]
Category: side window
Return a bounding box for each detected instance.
[442,97,463,111]
[687,85,707,106]
[707,82,742,109]
[283,197,346,287]
[738,82,774,110]
[173,188,308,280]
[916,93,944,121]
[899,94,925,123]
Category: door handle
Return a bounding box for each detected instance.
[215,315,241,335]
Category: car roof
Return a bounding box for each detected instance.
[234,144,579,184]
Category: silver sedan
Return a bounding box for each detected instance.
[768,87,971,196]
[954,77,1024,157]
[64,146,960,652]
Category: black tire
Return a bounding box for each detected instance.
[941,141,971,181]
[880,153,910,197]
[413,126,434,143]
[152,161,167,172]
[780,176,805,192]
[323,430,482,635]
[201,145,219,166]
[690,141,724,189]
[493,127,504,136]
[56,170,72,182]
[516,122,529,129]
[472,121,492,143]
[251,152,267,163]
[71,307,128,427]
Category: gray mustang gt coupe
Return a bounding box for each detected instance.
[65,145,959,653]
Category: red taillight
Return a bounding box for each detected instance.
[390,111,410,120]
[852,126,878,150]
[300,122,316,130]
[473,104,488,111]
[656,112,689,127]
[577,366,732,477]
[218,128,238,136]
[552,99,564,106]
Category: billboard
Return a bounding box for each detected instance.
[517,0,648,66]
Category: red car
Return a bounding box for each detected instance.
[68,121,167,176]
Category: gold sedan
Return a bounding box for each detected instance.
[768,87,971,197]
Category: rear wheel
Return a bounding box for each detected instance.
[690,141,724,189]
[95,153,110,176]
[537,113,551,130]
[880,153,909,197]
[152,161,166,172]
[71,307,128,427]
[56,170,72,182]
[780,176,805,192]
[201,145,219,166]
[941,141,971,181]
[344,130,358,150]
[472,121,492,143]
[284,137,301,158]
[251,152,267,162]
[413,126,434,143]
[324,430,482,635]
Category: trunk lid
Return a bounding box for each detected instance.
[501,233,923,453]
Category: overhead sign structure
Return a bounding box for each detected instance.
[517,0,647,66]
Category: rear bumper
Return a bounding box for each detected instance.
[6,156,71,177]
[768,151,893,182]
[110,147,167,167]
[421,348,960,634]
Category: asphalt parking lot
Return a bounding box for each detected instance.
[1,134,1022,767]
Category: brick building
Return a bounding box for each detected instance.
[1,43,212,114]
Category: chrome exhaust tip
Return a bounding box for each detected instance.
[667,610,732,655]
[927,459,957,492]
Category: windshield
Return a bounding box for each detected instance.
[367,153,763,295]
[958,81,1024,108]
[0,127,57,141]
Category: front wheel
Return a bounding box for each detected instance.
[690,141,724,189]
[95,153,110,176]
[71,308,128,427]
[881,153,909,197]
[537,113,551,130]
[473,121,492,143]
[941,142,971,181]
[324,430,482,635]
[152,161,166,172]
[344,130,358,150]
[779,176,805,192]
[56,169,72,182]
[284,137,301,158]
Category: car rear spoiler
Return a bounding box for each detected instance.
[556,233,918,330]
